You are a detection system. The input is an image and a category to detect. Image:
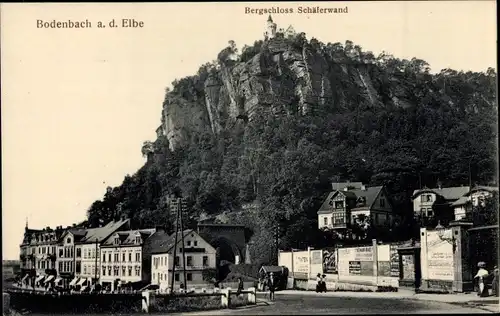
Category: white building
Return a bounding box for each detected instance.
[150,229,216,292]
[264,15,277,40]
[99,228,156,291]
[452,186,498,220]
[58,219,130,290]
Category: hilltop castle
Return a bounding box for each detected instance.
[264,15,296,40]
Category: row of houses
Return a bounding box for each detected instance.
[317,182,497,232]
[19,219,217,291]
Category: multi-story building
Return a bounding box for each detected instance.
[19,225,65,288]
[412,185,470,224]
[317,182,396,232]
[3,260,21,281]
[99,227,157,291]
[57,219,130,289]
[150,229,217,292]
[452,186,498,220]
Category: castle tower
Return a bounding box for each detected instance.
[264,15,277,40]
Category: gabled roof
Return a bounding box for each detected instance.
[317,186,384,214]
[349,186,384,209]
[101,228,156,247]
[464,186,499,196]
[58,219,130,245]
[412,186,470,201]
[150,229,204,255]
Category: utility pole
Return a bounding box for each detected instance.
[170,197,180,292]
[94,239,98,286]
[179,198,188,289]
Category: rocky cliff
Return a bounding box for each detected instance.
[157,35,417,150]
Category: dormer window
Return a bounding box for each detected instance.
[66,238,71,244]
[114,237,120,245]
[187,240,191,246]
[135,237,141,244]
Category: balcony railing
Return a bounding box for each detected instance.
[174,265,211,270]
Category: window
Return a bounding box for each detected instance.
[175,256,180,266]
[122,267,126,276]
[187,240,191,246]
[128,267,132,276]
[153,273,155,280]
[135,267,140,276]
[108,267,112,275]
[332,212,345,224]
[194,241,198,247]
[109,254,112,262]
[122,253,126,262]
[129,253,132,262]
[83,249,87,259]
[174,273,179,281]
[323,217,328,225]
[114,254,119,262]
[92,249,96,259]
[103,253,106,262]
[76,248,81,257]
[42,261,46,269]
[186,256,192,266]
[83,265,87,274]
[76,261,81,273]
[380,199,385,207]
[66,238,71,244]
[427,209,433,217]
[114,267,119,276]
[114,238,120,245]
[59,262,63,272]
[203,256,208,266]
[187,273,192,281]
[135,253,141,262]
[102,267,106,276]
[59,249,64,258]
[92,266,95,275]
[420,208,425,214]
[426,195,433,202]
[135,237,141,244]
[335,201,343,209]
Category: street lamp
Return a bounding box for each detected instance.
[435,221,457,253]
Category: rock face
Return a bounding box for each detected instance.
[158,37,411,150]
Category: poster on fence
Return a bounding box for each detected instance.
[322,247,338,274]
[338,246,374,277]
[389,244,401,278]
[292,251,309,280]
[426,230,454,281]
[310,250,323,277]
[402,254,415,280]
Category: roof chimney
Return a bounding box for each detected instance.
[343,187,349,191]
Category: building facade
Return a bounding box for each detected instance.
[317,183,396,231]
[151,229,217,292]
[57,219,130,289]
[100,228,156,291]
[19,225,64,288]
[412,186,470,224]
[453,186,498,220]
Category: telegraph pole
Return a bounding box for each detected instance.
[179,198,188,289]
[94,239,98,286]
[170,197,180,292]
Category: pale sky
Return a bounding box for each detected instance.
[1,1,496,260]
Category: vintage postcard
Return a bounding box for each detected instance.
[1,1,498,314]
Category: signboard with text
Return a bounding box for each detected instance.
[323,247,338,274]
[426,230,454,281]
[292,251,309,279]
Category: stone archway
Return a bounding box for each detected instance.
[212,237,242,264]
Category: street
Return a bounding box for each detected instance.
[167,292,496,315]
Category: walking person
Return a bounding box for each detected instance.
[474,262,489,297]
[268,272,276,301]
